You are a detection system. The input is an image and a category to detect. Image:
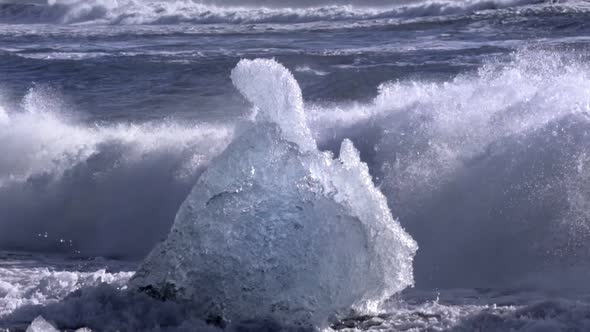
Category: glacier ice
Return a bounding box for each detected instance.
[26,316,59,332]
[131,59,417,327]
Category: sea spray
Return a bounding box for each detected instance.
[309,50,590,290]
[0,87,233,258]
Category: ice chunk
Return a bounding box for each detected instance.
[131,59,417,327]
[26,316,59,332]
[230,58,316,152]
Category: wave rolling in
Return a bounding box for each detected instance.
[0,86,233,259]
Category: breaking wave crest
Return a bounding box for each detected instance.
[0,86,233,259]
[310,49,590,290]
[4,49,590,293]
[0,0,546,25]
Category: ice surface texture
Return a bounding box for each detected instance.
[131,59,417,327]
[26,316,59,332]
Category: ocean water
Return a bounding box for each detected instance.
[2,0,590,331]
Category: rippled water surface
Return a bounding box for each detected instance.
[3,0,590,331]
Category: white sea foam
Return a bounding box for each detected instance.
[0,0,545,25]
[309,49,590,290]
[0,87,231,185]
[3,49,590,331]
[15,52,110,60]
[295,65,330,76]
[4,46,590,293]
[4,255,590,331]
[0,86,233,259]
[0,256,133,319]
[0,253,219,332]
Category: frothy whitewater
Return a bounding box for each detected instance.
[3,0,590,330]
[0,0,544,24]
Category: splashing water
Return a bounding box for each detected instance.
[310,50,590,290]
[0,86,233,259]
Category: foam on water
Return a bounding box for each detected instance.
[0,86,233,259]
[3,49,590,331]
[309,49,590,290]
[0,0,546,25]
[0,254,132,321]
[4,255,590,331]
[3,46,590,294]
[0,253,220,332]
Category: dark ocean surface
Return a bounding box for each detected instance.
[3,0,590,331]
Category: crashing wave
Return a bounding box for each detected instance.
[0,0,545,25]
[309,49,590,290]
[130,58,417,327]
[0,86,233,259]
